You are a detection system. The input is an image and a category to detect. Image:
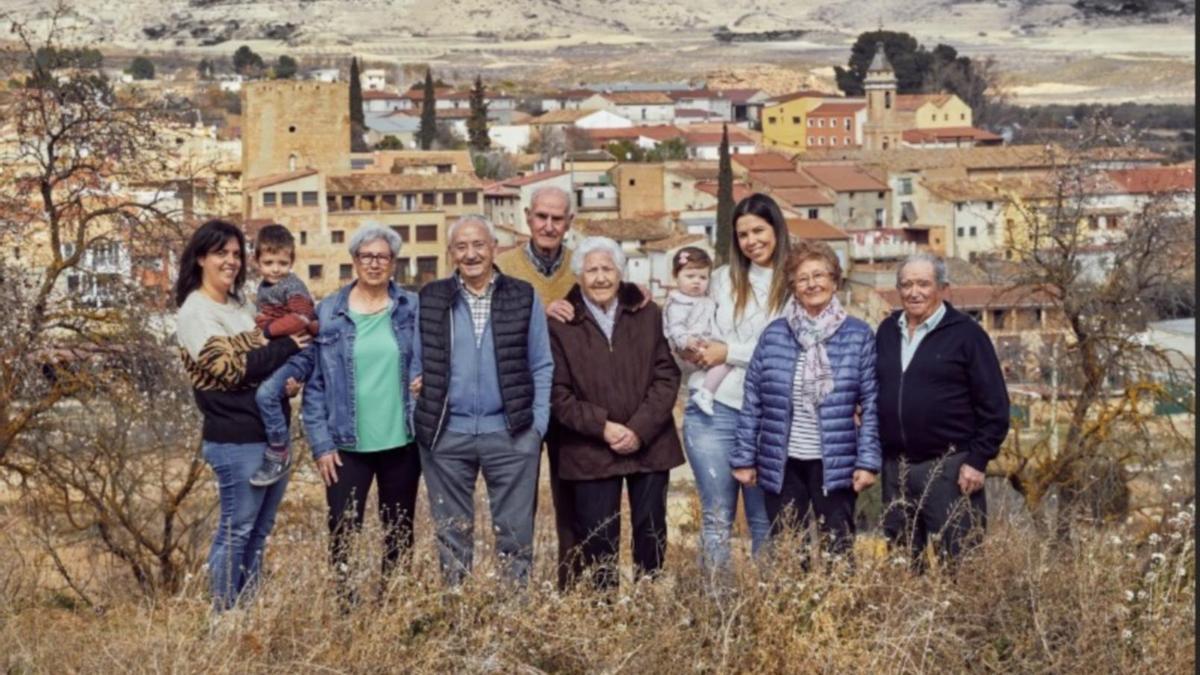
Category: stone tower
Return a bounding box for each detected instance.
[862,42,903,151]
[241,81,352,182]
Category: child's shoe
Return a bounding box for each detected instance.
[249,447,292,487]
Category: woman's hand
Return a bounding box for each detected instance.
[732,467,757,486]
[284,377,302,397]
[290,332,312,349]
[316,451,342,487]
[852,469,876,493]
[695,341,728,369]
[603,421,639,454]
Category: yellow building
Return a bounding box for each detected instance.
[897,94,973,129]
[761,90,832,150]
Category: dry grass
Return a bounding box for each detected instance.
[0,466,1194,674]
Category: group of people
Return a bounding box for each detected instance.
[174,186,1010,611]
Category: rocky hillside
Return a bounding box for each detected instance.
[4,0,1194,50]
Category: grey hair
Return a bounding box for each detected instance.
[571,236,626,277]
[896,252,949,287]
[529,185,574,216]
[349,224,402,258]
[447,213,497,244]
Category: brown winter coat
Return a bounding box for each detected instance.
[547,282,684,481]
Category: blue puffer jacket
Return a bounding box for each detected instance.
[731,315,881,495]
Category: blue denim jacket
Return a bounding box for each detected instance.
[260,281,418,459]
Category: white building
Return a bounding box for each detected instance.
[361,69,388,91]
[488,124,532,154]
[307,68,340,82]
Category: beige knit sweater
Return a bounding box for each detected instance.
[495,246,578,303]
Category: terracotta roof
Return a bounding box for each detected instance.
[641,232,708,252]
[586,125,682,143]
[601,91,674,105]
[877,284,1059,311]
[771,186,836,207]
[358,150,475,174]
[1106,166,1195,194]
[401,87,456,101]
[749,171,819,189]
[531,109,604,125]
[440,89,513,101]
[484,184,520,198]
[809,102,866,115]
[497,170,570,187]
[732,153,794,172]
[786,218,849,241]
[683,130,755,146]
[902,127,1002,144]
[922,177,1044,202]
[363,90,404,100]
[325,172,484,192]
[542,88,596,100]
[245,168,319,191]
[665,89,719,101]
[666,161,720,181]
[695,180,754,203]
[799,165,889,192]
[895,94,953,111]
[767,89,838,105]
[797,144,1063,173]
[575,217,677,241]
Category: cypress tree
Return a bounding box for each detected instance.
[467,75,490,152]
[715,123,734,266]
[418,68,437,150]
[348,57,367,151]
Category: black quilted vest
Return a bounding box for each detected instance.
[413,273,535,450]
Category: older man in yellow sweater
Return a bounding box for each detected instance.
[494,185,581,590]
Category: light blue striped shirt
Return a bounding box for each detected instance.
[899,302,946,372]
[787,350,823,460]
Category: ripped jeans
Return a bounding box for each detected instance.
[681,400,771,574]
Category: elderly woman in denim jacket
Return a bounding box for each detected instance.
[731,240,880,560]
[268,225,421,601]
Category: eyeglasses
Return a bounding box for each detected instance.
[793,271,831,286]
[355,253,393,266]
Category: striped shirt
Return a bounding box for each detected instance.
[786,350,823,460]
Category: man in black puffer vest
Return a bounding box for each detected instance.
[412,215,554,587]
[876,253,1010,572]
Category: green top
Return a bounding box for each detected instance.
[347,302,410,452]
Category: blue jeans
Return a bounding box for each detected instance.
[202,441,290,610]
[256,355,310,448]
[682,400,770,573]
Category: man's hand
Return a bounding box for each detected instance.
[546,299,575,323]
[284,377,302,397]
[852,469,876,493]
[958,463,986,495]
[732,467,757,486]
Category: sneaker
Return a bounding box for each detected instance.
[249,453,292,487]
[691,388,716,416]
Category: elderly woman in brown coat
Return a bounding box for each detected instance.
[547,236,684,591]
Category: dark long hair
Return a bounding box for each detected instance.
[174,219,247,308]
[728,193,791,319]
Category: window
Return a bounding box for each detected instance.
[969,226,977,237]
[848,207,855,218]
[382,194,398,210]
[331,230,345,244]
[817,137,824,145]
[898,178,912,196]
[462,191,478,205]
[281,192,298,207]
[1087,215,1099,230]
[967,310,982,322]
[845,137,851,145]
[956,203,964,212]
[91,242,121,267]
[960,113,966,121]
[877,191,885,199]
[991,310,1007,330]
[443,192,458,206]
[437,164,452,174]
[767,116,776,125]
[795,116,803,125]
[403,194,417,211]
[308,264,323,280]
[263,192,277,207]
[302,191,319,207]
[817,118,824,128]
[844,117,851,129]
[422,192,436,206]
[884,91,892,109]
[327,195,338,212]
[391,225,410,242]
[341,195,355,211]
[831,137,838,146]
[807,137,814,146]
[807,208,819,219]
[957,227,965,237]
[875,208,884,227]
[986,221,995,236]
[299,231,307,245]
[416,225,438,242]
[672,181,683,189]
[394,257,412,285]
[416,256,438,284]
[339,264,353,280]
[629,179,636,186]
[985,200,994,210]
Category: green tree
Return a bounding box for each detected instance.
[418,69,437,150]
[274,55,298,79]
[715,124,734,266]
[835,31,927,95]
[126,56,155,81]
[348,57,368,152]
[232,45,264,77]
[375,135,405,150]
[467,75,491,152]
[647,137,688,162]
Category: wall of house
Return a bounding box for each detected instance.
[915,97,973,129]
[614,164,666,218]
[761,98,822,150]
[241,81,351,181]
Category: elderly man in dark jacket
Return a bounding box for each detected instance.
[876,253,1010,570]
[547,236,683,591]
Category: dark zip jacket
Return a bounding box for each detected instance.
[875,302,1010,473]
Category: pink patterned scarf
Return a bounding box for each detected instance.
[786,294,847,413]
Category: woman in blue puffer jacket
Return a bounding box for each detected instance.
[731,240,880,559]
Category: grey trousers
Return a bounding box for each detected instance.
[881,451,987,572]
[421,427,541,586]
